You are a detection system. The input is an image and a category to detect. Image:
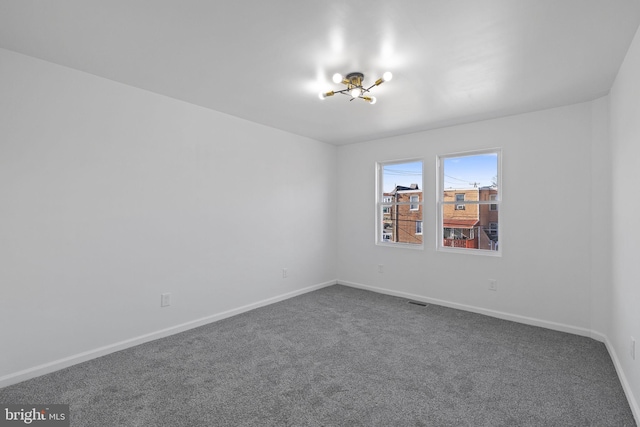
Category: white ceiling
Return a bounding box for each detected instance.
[1,1,639,145]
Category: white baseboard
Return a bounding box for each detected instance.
[594,332,640,426]
[339,280,639,425]
[339,280,592,336]
[0,280,337,389]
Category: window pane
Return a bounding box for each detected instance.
[441,151,500,252]
[443,153,498,198]
[379,197,423,244]
[382,162,422,194]
[379,161,423,245]
[442,216,499,250]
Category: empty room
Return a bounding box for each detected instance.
[1,1,639,426]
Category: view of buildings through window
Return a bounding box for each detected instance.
[378,161,423,245]
[377,151,500,253]
[440,151,500,252]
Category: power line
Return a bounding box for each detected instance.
[444,174,469,182]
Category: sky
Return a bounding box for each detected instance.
[382,153,498,193]
[382,161,423,192]
[442,153,498,189]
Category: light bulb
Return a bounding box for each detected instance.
[368,96,377,105]
[383,71,393,82]
[332,73,343,84]
[350,87,361,98]
[318,91,334,100]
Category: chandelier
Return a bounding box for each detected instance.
[319,71,393,104]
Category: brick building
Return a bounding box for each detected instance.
[443,186,498,249]
[381,184,497,248]
[382,184,422,244]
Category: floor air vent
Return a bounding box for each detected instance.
[407,300,427,307]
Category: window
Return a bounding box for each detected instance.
[410,195,419,211]
[382,196,393,214]
[376,160,423,246]
[438,149,501,255]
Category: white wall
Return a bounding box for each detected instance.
[589,96,611,338]
[0,48,337,383]
[337,101,603,334]
[609,25,640,419]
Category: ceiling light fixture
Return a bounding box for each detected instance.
[319,71,392,104]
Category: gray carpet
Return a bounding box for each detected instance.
[0,285,635,426]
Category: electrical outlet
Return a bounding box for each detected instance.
[632,337,636,360]
[282,268,288,279]
[488,279,497,291]
[161,293,171,307]
[378,264,384,273]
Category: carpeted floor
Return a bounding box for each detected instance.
[0,285,635,426]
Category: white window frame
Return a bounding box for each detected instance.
[410,195,420,211]
[437,148,502,256]
[416,220,423,235]
[376,159,424,249]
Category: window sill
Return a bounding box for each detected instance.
[437,246,501,257]
[376,241,424,250]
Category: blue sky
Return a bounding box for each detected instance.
[443,153,497,189]
[382,153,497,192]
[382,161,423,192]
